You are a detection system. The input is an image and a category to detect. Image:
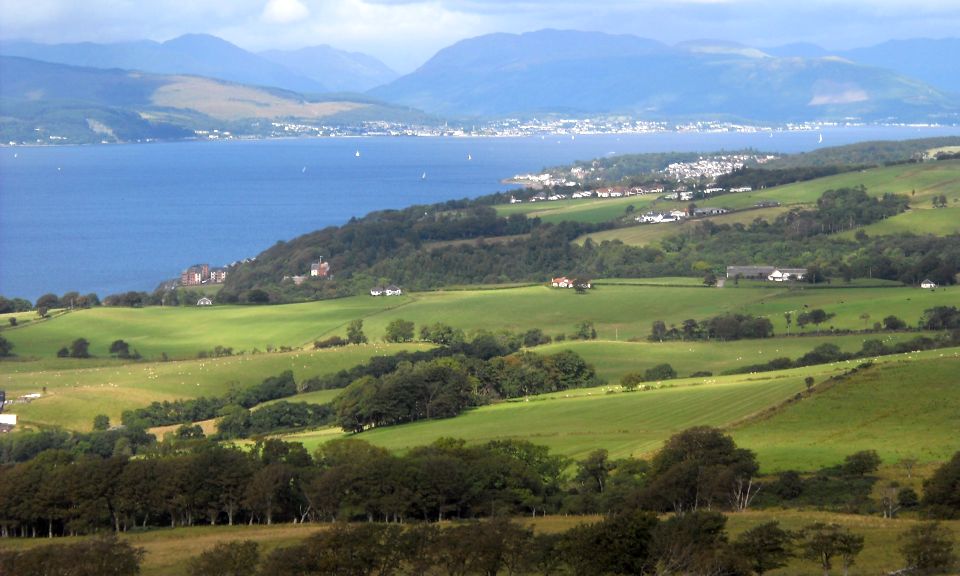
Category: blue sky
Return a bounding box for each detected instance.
[1,0,958,72]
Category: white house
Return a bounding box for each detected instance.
[768,268,808,282]
[197,297,213,306]
[551,277,572,288]
[370,286,384,296]
[921,279,938,289]
[385,285,403,296]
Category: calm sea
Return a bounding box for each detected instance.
[2,126,958,300]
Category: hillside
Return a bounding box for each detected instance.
[573,159,960,246]
[0,35,325,93]
[0,56,417,144]
[282,348,960,468]
[370,29,960,121]
[4,280,954,431]
[260,45,398,92]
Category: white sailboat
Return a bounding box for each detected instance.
[421,171,427,180]
[467,153,472,161]
[818,132,823,144]
[355,149,361,158]
[301,166,307,174]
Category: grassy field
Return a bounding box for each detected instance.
[697,160,960,211]
[330,283,958,342]
[732,354,960,471]
[575,206,791,246]
[534,332,927,382]
[0,295,411,360]
[836,205,960,238]
[282,347,958,471]
[494,194,656,224]
[3,281,953,432]
[1,343,424,431]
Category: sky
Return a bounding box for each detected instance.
[1,0,958,73]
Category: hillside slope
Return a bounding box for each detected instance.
[0,34,326,93]
[0,56,414,143]
[370,29,959,121]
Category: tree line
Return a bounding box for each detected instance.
[3,429,960,575]
[725,330,960,375]
[649,313,774,342]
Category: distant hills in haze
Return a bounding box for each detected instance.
[1,30,958,144]
[0,55,422,144]
[371,30,959,120]
[0,34,398,94]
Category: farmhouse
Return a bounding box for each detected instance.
[921,279,938,289]
[196,297,213,306]
[311,258,331,278]
[768,268,808,282]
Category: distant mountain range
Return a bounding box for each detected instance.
[1,30,958,141]
[0,56,420,144]
[0,34,398,94]
[370,30,959,120]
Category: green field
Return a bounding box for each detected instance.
[3,281,954,432]
[327,283,958,342]
[283,348,958,470]
[495,194,656,223]
[575,206,792,246]
[0,295,411,360]
[836,205,960,238]
[732,354,960,471]
[698,160,960,211]
[1,343,424,431]
[534,332,928,382]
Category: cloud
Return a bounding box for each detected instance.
[261,0,310,24]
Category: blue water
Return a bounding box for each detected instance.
[2,126,958,300]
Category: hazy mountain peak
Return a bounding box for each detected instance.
[259,44,398,92]
[675,39,770,58]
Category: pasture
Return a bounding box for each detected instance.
[575,205,791,246]
[732,354,960,471]
[0,295,409,360]
[284,348,959,472]
[494,194,655,223]
[1,343,424,431]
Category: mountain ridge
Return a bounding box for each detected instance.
[0,34,398,94]
[370,30,958,121]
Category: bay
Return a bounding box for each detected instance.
[2,126,958,300]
